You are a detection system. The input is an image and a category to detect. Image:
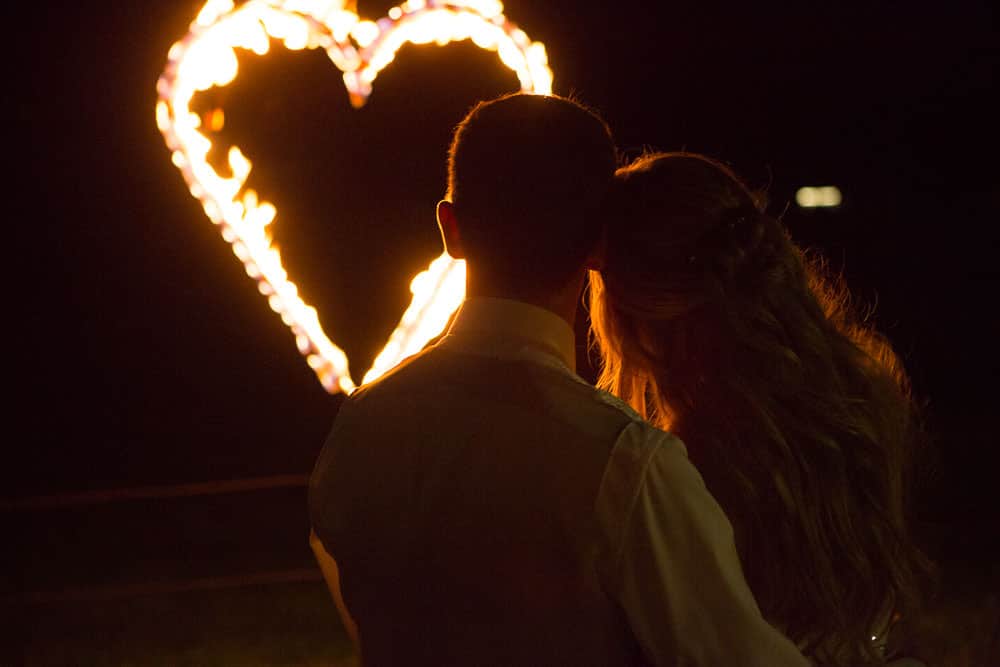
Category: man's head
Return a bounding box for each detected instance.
[438,93,616,300]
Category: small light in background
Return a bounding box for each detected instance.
[795,185,843,209]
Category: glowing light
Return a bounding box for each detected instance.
[795,185,843,209]
[351,20,379,47]
[206,108,225,131]
[157,0,554,394]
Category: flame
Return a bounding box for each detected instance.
[157,0,553,394]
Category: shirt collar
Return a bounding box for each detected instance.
[441,297,577,373]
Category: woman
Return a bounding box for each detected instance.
[589,152,933,665]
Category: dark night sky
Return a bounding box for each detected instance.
[12,0,999,527]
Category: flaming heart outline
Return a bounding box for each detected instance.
[156,0,553,393]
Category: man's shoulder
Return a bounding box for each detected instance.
[346,344,654,442]
[531,374,679,454]
[347,344,443,401]
[538,374,649,436]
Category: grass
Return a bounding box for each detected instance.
[14,580,358,667]
[8,564,995,666]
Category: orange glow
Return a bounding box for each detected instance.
[156,0,553,394]
[206,108,225,132]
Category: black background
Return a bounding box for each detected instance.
[11,0,998,552]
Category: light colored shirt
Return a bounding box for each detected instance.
[309,297,810,666]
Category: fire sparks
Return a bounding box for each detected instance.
[156,0,553,394]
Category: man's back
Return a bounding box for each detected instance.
[311,299,811,666]
[310,300,645,664]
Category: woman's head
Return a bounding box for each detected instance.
[599,151,767,315]
[591,152,797,424]
[590,152,932,664]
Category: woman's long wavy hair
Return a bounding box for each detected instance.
[589,152,932,664]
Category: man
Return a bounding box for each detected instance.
[309,93,809,665]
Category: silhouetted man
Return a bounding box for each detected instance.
[309,93,809,666]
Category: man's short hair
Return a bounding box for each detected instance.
[447,93,616,293]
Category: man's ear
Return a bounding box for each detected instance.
[436,200,466,259]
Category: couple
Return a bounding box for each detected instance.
[309,93,929,665]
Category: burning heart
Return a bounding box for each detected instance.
[156,0,553,393]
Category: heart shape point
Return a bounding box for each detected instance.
[157,0,553,393]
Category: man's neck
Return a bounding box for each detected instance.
[465,271,586,330]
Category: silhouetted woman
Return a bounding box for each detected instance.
[589,152,932,665]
